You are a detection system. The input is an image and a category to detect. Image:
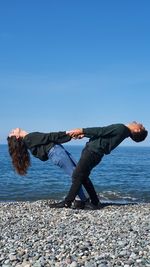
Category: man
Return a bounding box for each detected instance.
[49,122,148,209]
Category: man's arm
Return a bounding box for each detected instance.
[67,127,104,139]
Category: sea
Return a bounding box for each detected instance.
[0,145,150,204]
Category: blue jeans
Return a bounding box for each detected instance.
[48,144,87,201]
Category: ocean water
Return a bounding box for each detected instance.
[0,145,150,203]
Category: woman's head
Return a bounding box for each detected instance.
[9,128,28,139]
[7,134,30,176]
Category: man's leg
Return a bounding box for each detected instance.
[59,146,101,205]
[64,148,103,205]
[82,178,100,205]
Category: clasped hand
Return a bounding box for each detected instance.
[66,128,84,139]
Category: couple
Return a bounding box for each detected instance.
[8,122,148,209]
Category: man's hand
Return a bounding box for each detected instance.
[66,128,84,139]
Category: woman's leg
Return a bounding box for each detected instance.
[48,144,87,201]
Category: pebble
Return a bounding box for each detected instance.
[70,261,78,267]
[0,201,150,266]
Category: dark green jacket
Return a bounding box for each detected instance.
[23,131,71,161]
[83,124,131,155]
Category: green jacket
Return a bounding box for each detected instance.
[83,123,131,155]
[23,131,71,161]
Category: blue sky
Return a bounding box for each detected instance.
[0,0,150,146]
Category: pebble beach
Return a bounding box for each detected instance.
[0,201,150,267]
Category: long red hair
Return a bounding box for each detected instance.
[7,136,31,175]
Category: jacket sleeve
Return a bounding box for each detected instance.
[82,127,104,138]
[83,124,125,138]
[24,132,71,147]
[52,132,72,144]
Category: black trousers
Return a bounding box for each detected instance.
[65,147,104,205]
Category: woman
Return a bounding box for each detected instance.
[7,128,99,208]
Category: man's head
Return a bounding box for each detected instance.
[127,122,148,142]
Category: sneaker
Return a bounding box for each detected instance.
[73,198,90,209]
[48,200,71,208]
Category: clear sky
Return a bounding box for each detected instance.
[0,0,150,146]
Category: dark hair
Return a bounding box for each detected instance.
[131,129,148,142]
[7,136,31,175]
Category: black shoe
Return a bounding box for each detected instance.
[73,198,90,209]
[85,201,103,210]
[73,200,85,209]
[49,200,72,208]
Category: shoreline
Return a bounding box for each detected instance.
[0,193,149,205]
[0,200,150,266]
